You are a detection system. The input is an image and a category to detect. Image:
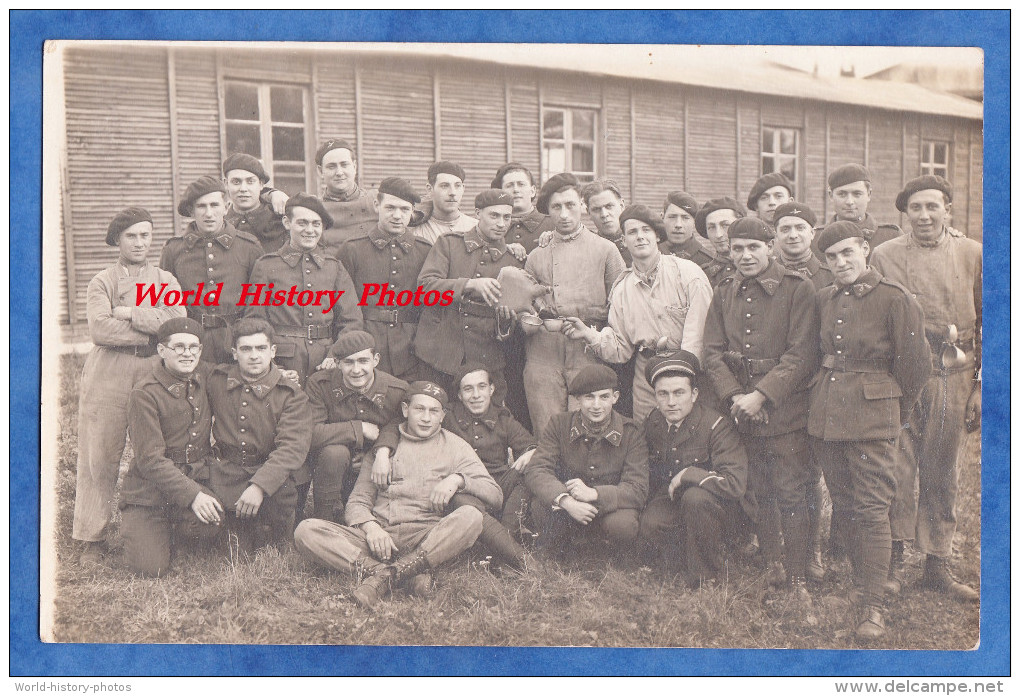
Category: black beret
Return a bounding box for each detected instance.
[428,161,466,184]
[474,189,514,210]
[157,317,204,345]
[406,380,450,408]
[106,207,152,246]
[618,204,667,242]
[895,175,953,213]
[490,162,533,189]
[663,191,700,217]
[773,202,817,229]
[378,177,421,205]
[285,193,334,230]
[315,139,356,166]
[694,197,747,237]
[568,364,619,397]
[222,153,269,184]
[727,217,773,242]
[535,172,582,215]
[452,362,493,390]
[645,349,701,386]
[827,163,871,190]
[746,172,794,210]
[816,220,867,254]
[330,330,376,360]
[178,175,227,217]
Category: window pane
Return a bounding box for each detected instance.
[572,109,595,140]
[762,128,776,154]
[225,83,259,121]
[272,173,306,198]
[543,109,564,140]
[780,158,796,183]
[271,86,304,124]
[761,156,776,174]
[934,143,948,164]
[226,122,261,158]
[572,143,594,173]
[272,126,305,162]
[780,130,797,155]
[543,143,566,177]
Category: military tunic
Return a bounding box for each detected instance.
[320,186,378,258]
[245,245,363,383]
[159,221,265,363]
[778,252,835,291]
[506,207,555,254]
[337,226,433,381]
[660,237,730,287]
[811,213,901,261]
[226,202,287,253]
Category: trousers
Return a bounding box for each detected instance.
[531,502,640,552]
[121,503,224,577]
[524,331,602,436]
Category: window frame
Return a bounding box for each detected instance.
[920,139,951,178]
[540,104,599,183]
[760,125,801,198]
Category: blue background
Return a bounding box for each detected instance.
[10,9,1010,676]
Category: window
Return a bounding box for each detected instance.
[761,127,800,194]
[542,106,597,182]
[223,81,310,196]
[921,140,950,178]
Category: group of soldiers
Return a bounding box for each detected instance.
[72,135,981,642]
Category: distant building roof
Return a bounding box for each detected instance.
[864,62,983,102]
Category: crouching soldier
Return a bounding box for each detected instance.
[295,381,503,609]
[638,351,756,588]
[121,318,222,576]
[524,365,648,558]
[206,318,312,552]
[810,222,931,640]
[301,331,409,523]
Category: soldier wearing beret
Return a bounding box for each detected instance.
[244,193,363,384]
[522,173,627,434]
[120,318,224,576]
[371,363,537,569]
[581,179,631,266]
[205,318,312,552]
[73,208,187,567]
[295,381,503,610]
[301,331,410,523]
[746,172,794,228]
[810,221,931,640]
[315,139,378,257]
[812,163,902,261]
[160,175,265,364]
[702,217,820,601]
[337,177,433,381]
[870,175,981,603]
[491,162,556,254]
[524,365,649,557]
[414,189,525,399]
[413,161,478,244]
[659,191,729,287]
[637,352,755,587]
[694,197,744,281]
[565,204,713,422]
[222,153,289,253]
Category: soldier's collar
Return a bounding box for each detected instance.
[569,411,624,446]
[184,222,235,250]
[909,227,950,249]
[332,372,381,402]
[454,401,498,430]
[742,260,783,296]
[840,267,882,297]
[224,364,281,398]
[553,224,586,244]
[463,228,508,258]
[154,363,201,398]
[779,250,819,274]
[323,185,363,203]
[279,246,326,268]
[369,225,414,251]
[831,212,876,232]
[632,254,662,286]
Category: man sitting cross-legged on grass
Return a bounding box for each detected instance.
[121,317,224,577]
[294,381,503,609]
[370,363,537,570]
[523,365,649,558]
[637,350,757,588]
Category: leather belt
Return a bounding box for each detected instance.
[107,343,157,358]
[165,446,212,465]
[216,445,269,468]
[362,307,421,324]
[744,357,779,375]
[458,301,495,318]
[199,311,242,329]
[822,354,893,373]
[276,324,332,340]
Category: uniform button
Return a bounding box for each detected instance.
[244,388,250,393]
[835,335,842,340]
[830,376,836,382]
[745,329,751,334]
[207,242,212,248]
[745,313,751,318]
[745,344,751,348]
[836,350,842,354]
[240,415,246,420]
[392,270,397,275]
[307,283,312,288]
[464,325,470,330]
[191,432,197,437]
[746,297,752,303]
[208,268,214,273]
[242,401,247,406]
[837,319,843,324]
[241,441,246,446]
[240,428,246,433]
[208,254,214,260]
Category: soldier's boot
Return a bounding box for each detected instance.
[293,482,311,529]
[391,549,432,588]
[350,555,395,610]
[855,606,887,642]
[408,573,434,597]
[806,480,825,583]
[883,541,905,595]
[478,513,528,571]
[920,554,978,602]
[807,539,825,583]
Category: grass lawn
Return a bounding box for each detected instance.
[48,352,981,649]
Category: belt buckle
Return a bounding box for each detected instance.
[307,325,316,341]
[200,314,217,328]
[388,309,399,324]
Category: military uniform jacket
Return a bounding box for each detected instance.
[415,227,525,376]
[226,202,287,253]
[122,363,214,508]
[808,268,931,442]
[159,221,265,322]
[779,252,835,290]
[320,187,378,258]
[304,368,409,451]
[601,231,632,267]
[245,245,363,360]
[206,363,311,497]
[338,226,433,377]
[506,207,555,254]
[644,402,756,520]
[660,237,729,287]
[703,260,820,436]
[525,410,649,514]
[811,213,901,261]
